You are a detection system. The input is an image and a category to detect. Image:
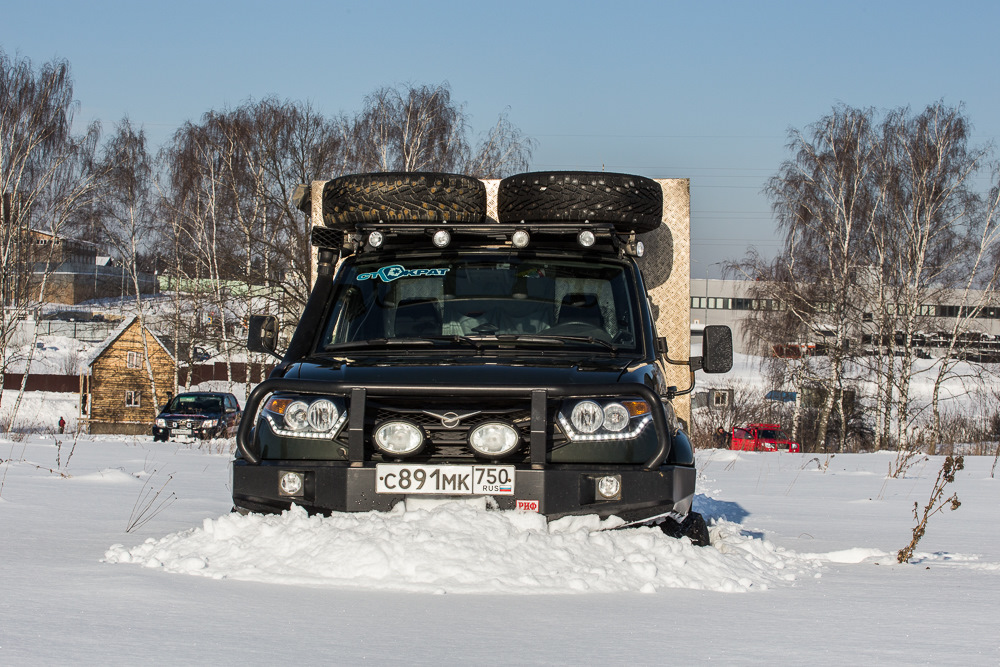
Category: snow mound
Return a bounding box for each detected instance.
[104,499,823,594]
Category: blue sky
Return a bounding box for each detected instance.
[5,0,999,276]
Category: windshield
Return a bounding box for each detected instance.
[320,255,641,351]
[166,395,223,414]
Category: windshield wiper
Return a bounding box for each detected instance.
[326,337,436,350]
[493,334,565,346]
[327,336,490,351]
[540,335,618,352]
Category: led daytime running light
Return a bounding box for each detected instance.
[557,413,652,442]
[265,412,348,439]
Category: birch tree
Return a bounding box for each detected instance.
[0,50,103,428]
[94,119,165,406]
[748,106,882,450]
[878,102,989,450]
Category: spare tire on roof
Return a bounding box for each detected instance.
[498,171,662,233]
[322,172,487,227]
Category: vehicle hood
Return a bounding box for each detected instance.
[278,355,652,387]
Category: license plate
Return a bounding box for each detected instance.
[174,429,193,436]
[376,464,515,496]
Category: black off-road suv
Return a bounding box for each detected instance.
[154,391,242,441]
[234,171,731,542]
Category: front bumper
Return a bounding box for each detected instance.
[232,460,695,522]
[153,425,216,440]
[234,378,693,521]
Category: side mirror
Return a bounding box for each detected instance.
[702,325,733,374]
[247,315,282,359]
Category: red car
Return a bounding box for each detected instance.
[731,423,801,453]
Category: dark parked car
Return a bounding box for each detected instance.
[153,392,242,441]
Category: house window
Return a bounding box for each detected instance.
[125,390,141,408]
[126,350,141,369]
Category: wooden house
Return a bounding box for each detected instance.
[83,316,175,435]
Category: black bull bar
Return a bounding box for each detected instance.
[237,379,673,468]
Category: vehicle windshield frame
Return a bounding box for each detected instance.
[317,251,645,354]
[165,394,224,414]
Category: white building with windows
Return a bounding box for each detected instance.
[690,279,1000,355]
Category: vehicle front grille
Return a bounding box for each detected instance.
[370,402,535,462]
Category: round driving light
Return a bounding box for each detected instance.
[432,229,451,248]
[284,401,310,430]
[511,229,530,248]
[597,475,621,500]
[570,400,604,433]
[469,422,520,457]
[577,230,596,247]
[602,403,630,432]
[279,471,304,496]
[374,421,424,455]
[306,399,339,431]
[368,230,384,248]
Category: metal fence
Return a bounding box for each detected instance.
[15,320,117,343]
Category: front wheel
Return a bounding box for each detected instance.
[660,511,711,547]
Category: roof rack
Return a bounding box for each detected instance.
[310,220,647,259]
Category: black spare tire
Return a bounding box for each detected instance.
[498,171,662,233]
[322,172,487,227]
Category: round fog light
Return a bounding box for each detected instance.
[511,229,530,248]
[597,475,621,500]
[279,471,304,496]
[469,422,520,458]
[577,230,596,247]
[368,230,384,248]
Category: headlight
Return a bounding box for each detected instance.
[374,421,424,456]
[468,422,520,458]
[558,398,653,441]
[570,401,604,433]
[306,399,339,431]
[156,419,166,427]
[263,395,348,438]
[284,401,310,431]
[201,419,218,428]
[602,403,630,432]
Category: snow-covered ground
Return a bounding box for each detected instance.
[2,428,998,664]
[2,341,999,663]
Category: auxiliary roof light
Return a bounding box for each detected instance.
[577,230,596,248]
[511,229,530,248]
[432,229,451,248]
[367,230,384,248]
